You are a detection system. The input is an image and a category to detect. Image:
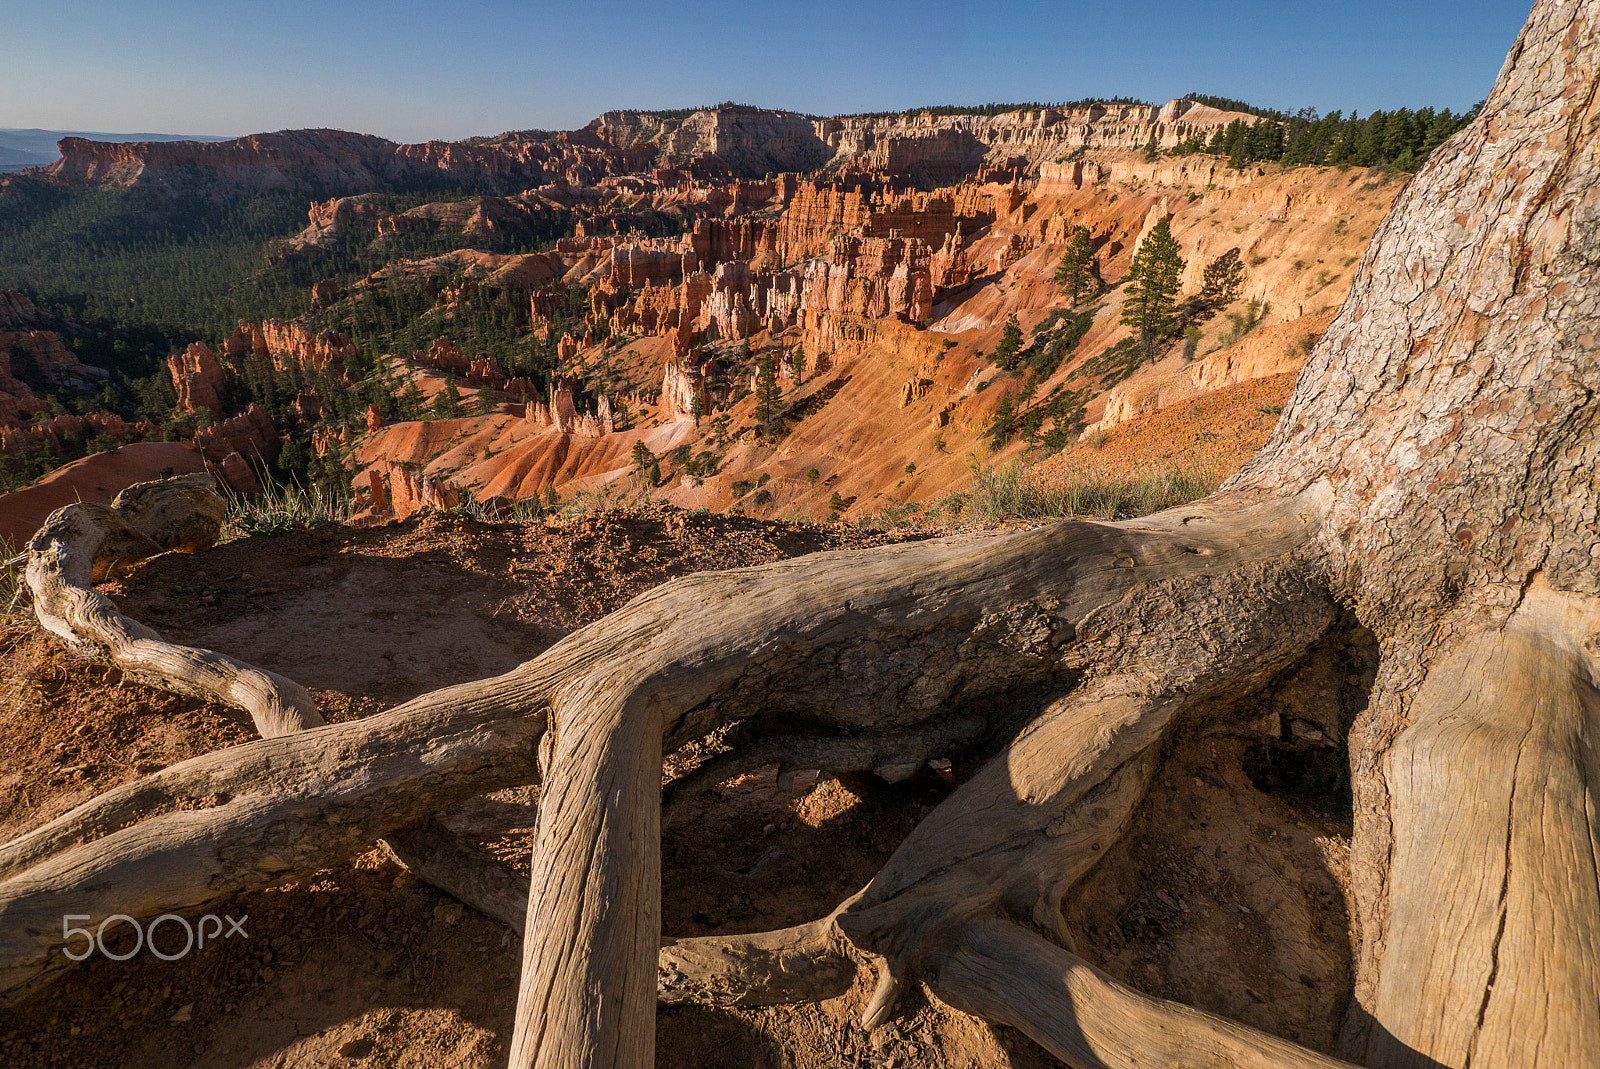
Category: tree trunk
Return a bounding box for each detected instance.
[2,2,1597,1067]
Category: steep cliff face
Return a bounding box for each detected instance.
[798,234,935,354]
[0,291,40,330]
[45,128,654,195]
[0,292,109,426]
[590,100,1257,179]
[771,179,998,263]
[816,100,1254,174]
[39,100,1258,199]
[168,342,228,415]
[255,320,360,372]
[591,108,834,175]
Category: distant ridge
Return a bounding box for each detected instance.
[0,129,231,173]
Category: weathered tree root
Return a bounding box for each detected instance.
[507,490,1335,1067]
[23,473,323,738]
[659,907,860,1009]
[930,916,1361,1068]
[1355,579,1600,1067]
[660,715,985,820]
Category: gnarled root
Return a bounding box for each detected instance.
[930,916,1360,1069]
[0,661,548,1001]
[507,488,1333,1067]
[23,474,323,738]
[658,908,859,1009]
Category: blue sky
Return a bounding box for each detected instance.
[1,0,1533,142]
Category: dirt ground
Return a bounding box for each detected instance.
[1050,371,1300,480]
[0,505,1365,1068]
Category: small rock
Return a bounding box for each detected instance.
[789,768,821,791]
[874,760,921,783]
[433,902,464,927]
[169,1003,193,1023]
[338,1037,376,1059]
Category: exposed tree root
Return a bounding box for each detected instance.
[22,473,323,739]
[658,914,859,1009]
[381,819,532,932]
[0,654,548,1000]
[4,4,1600,1067]
[931,916,1361,1069]
[661,715,985,819]
[505,489,1334,1067]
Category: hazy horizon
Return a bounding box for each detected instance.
[4,1,1531,144]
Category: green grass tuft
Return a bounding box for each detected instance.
[953,462,1224,524]
[222,479,354,539]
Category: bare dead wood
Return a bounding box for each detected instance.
[658,913,858,1009]
[660,714,985,820]
[0,664,547,1000]
[931,916,1361,1069]
[507,491,1332,1068]
[23,474,324,738]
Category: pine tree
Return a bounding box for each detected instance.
[630,440,654,472]
[433,381,464,419]
[1053,227,1096,307]
[992,315,1025,372]
[476,386,497,415]
[753,352,783,437]
[400,377,426,420]
[1197,247,1244,314]
[988,391,1017,441]
[790,343,807,384]
[1120,218,1186,358]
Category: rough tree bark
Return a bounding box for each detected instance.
[1,1,1596,1066]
